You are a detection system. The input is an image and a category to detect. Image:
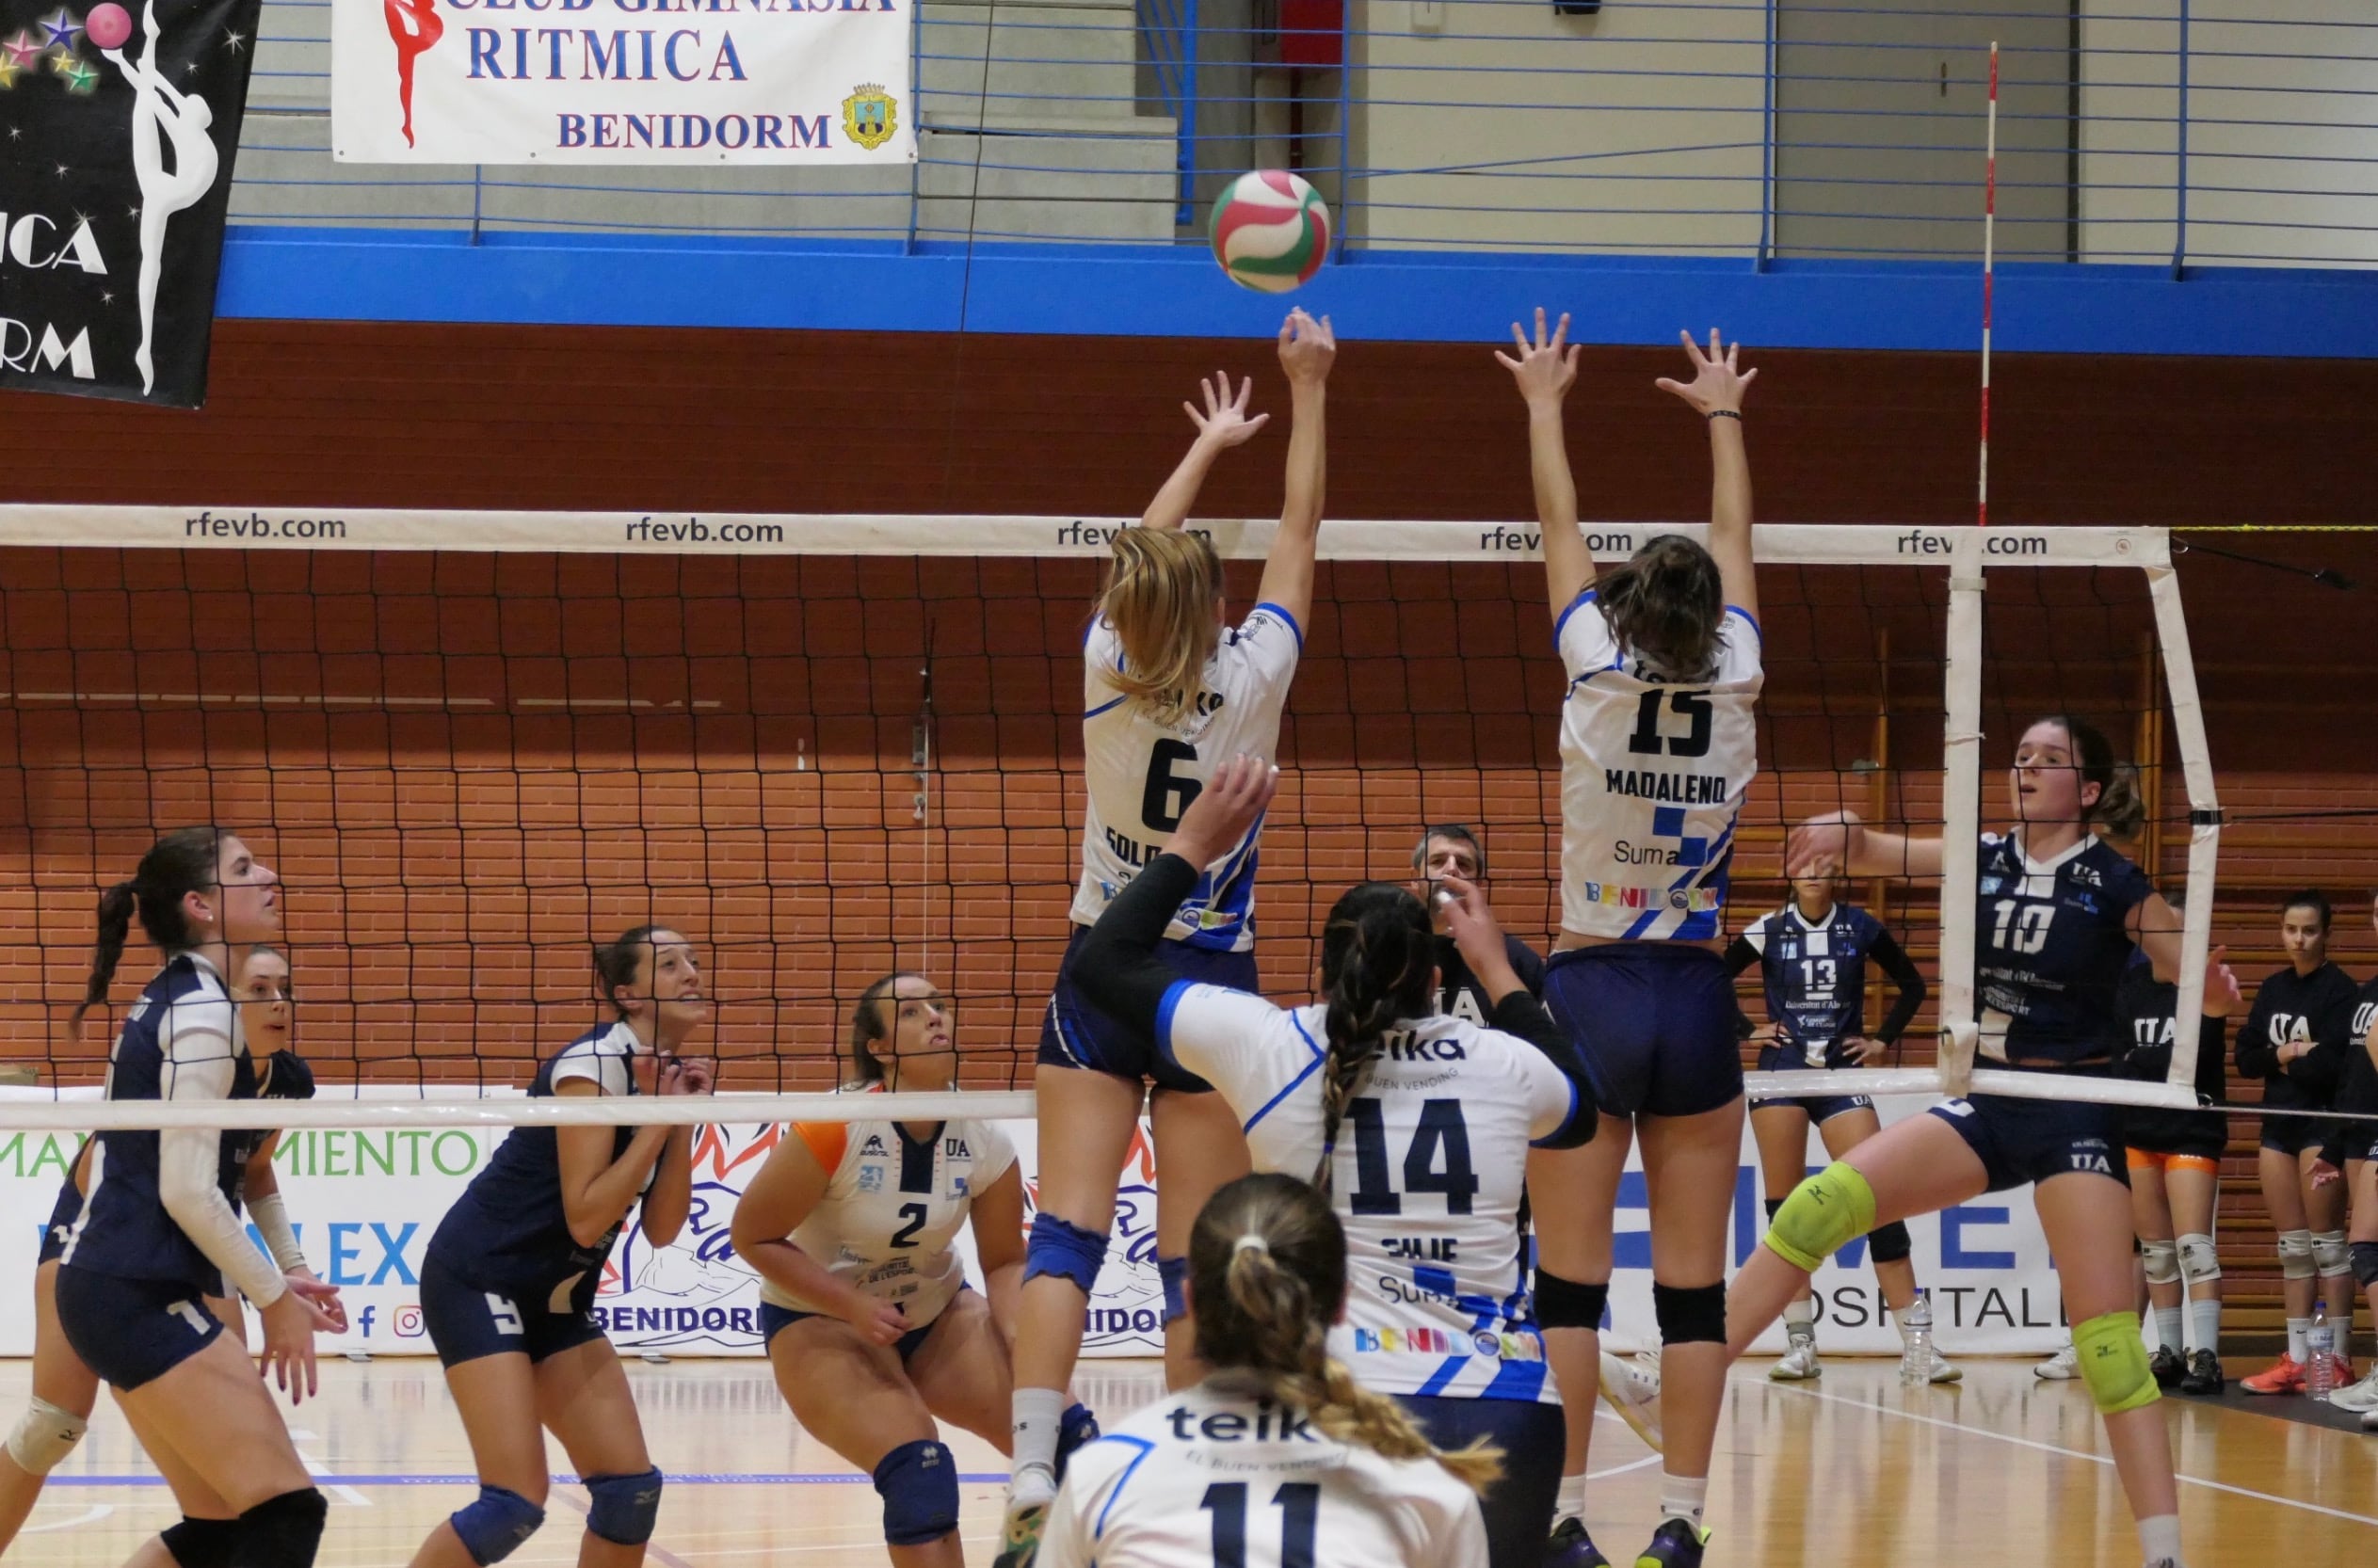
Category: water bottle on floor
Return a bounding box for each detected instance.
[2306,1302,2338,1401]
[1899,1289,1934,1386]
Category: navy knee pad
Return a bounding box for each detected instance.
[872,1439,959,1547]
[449,1486,545,1566]
[1054,1400,1101,1482]
[584,1468,663,1546]
[1023,1212,1109,1296]
[2354,1240,2378,1289]
[159,1517,241,1568]
[1157,1255,1188,1324]
[1534,1268,1609,1332]
[1867,1220,1913,1265]
[237,1488,328,1568]
[1652,1281,1727,1345]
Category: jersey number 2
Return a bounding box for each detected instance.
[1627,689,1713,758]
[890,1203,928,1249]
[1141,740,1202,832]
[1347,1098,1480,1217]
[1203,1481,1319,1568]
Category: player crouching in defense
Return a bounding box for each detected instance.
[1039,1172,1495,1568]
[406,925,714,1568]
[732,973,1094,1567]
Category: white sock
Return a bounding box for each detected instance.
[1555,1472,1587,1528]
[2189,1297,2221,1357]
[2286,1319,2309,1364]
[1012,1386,1064,1480]
[2153,1305,2183,1353]
[1783,1298,1815,1335]
[1657,1472,1707,1531]
[2138,1512,2183,1568]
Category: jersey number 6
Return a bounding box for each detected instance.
[1627,689,1714,759]
[1141,739,1203,832]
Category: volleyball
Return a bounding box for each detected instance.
[86,2,131,47]
[1209,170,1331,294]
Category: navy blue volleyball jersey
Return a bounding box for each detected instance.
[59,954,255,1291]
[1974,832,2155,1067]
[426,1023,644,1309]
[1739,904,1885,1062]
[2116,958,2227,1105]
[219,1050,315,1212]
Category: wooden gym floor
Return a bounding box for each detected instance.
[4,1355,2372,1566]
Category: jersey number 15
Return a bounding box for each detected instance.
[1627,689,1713,758]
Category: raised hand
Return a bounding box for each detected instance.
[1496,308,1580,407]
[1654,328,1757,417]
[1183,372,1269,449]
[1785,812,1862,879]
[1165,754,1279,871]
[1278,308,1337,387]
[1433,874,1507,979]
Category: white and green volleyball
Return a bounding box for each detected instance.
[1209,170,1331,294]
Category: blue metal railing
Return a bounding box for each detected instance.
[1136,0,1201,223]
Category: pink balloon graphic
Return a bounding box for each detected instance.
[86,2,132,48]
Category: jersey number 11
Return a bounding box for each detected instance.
[1202,1481,1319,1568]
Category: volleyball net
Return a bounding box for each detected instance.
[0,510,2217,1130]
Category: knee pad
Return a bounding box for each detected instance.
[1763,1162,1877,1273]
[237,1488,328,1568]
[159,1517,241,1568]
[2352,1240,2378,1289]
[871,1440,959,1547]
[2141,1238,2181,1288]
[1651,1281,1727,1346]
[2277,1228,2317,1280]
[5,1396,88,1477]
[1022,1212,1108,1296]
[448,1485,545,1566]
[584,1468,663,1546]
[1533,1268,1609,1332]
[1866,1220,1913,1266]
[2313,1230,2351,1277]
[1054,1401,1101,1482]
[2074,1311,2160,1416]
[1157,1255,1188,1325]
[2177,1232,2221,1285]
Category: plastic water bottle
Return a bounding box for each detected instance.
[1899,1289,1934,1386]
[2306,1302,2338,1401]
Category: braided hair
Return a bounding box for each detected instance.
[1191,1173,1501,1493]
[1312,884,1437,1193]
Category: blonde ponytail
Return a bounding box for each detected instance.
[1099,529,1224,728]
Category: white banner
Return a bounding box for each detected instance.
[329,0,914,165]
[2,1091,2100,1363]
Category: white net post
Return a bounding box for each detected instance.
[2148,560,2222,1097]
[1934,529,1987,1097]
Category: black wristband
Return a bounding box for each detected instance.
[1707,409,1743,423]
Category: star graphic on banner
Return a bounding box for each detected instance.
[0,52,20,88]
[3,29,44,71]
[100,291,115,304]
[53,161,68,177]
[223,28,246,55]
[38,8,82,51]
[52,52,97,92]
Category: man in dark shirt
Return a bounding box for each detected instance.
[1411,824,1548,1020]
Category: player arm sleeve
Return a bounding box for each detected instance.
[1238,602,1305,694]
[1723,935,1761,1041]
[1489,993,1596,1147]
[1869,931,1928,1046]
[2290,989,2354,1096]
[1073,851,1202,1037]
[2234,1002,2276,1080]
[156,1007,287,1309]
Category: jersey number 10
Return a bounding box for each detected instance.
[1990,899,2054,956]
[1203,1481,1319,1568]
[1627,689,1714,758]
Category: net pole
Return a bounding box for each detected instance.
[1978,40,1999,532]
[1936,533,1986,1097]
[2148,561,2220,1099]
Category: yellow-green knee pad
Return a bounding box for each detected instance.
[1762,1162,1877,1273]
[2075,1311,2161,1415]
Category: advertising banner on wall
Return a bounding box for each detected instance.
[329,0,913,165]
[0,0,262,407]
[1,1093,2080,1362]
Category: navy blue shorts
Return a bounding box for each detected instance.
[1929,1093,2129,1194]
[54,1264,223,1391]
[1038,924,1247,1093]
[36,1181,81,1267]
[2122,1106,2228,1163]
[1541,944,1742,1119]
[1397,1396,1563,1568]
[2259,1115,2337,1158]
[1747,1043,1874,1125]
[420,1251,608,1369]
[758,1290,969,1363]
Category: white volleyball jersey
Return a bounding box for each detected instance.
[1038,1381,1489,1568]
[760,1088,1018,1327]
[1554,590,1762,941]
[1070,601,1303,952]
[1158,986,1583,1402]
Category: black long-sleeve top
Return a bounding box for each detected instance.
[1722,902,1927,1060]
[2235,961,2360,1112]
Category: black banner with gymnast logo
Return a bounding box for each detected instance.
[0,0,260,408]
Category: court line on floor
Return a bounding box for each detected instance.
[21,1505,115,1533]
[46,1473,1014,1486]
[1764,1382,2378,1528]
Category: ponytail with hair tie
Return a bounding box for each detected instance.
[1312,885,1436,1192]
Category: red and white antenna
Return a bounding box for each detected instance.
[1978,40,2000,530]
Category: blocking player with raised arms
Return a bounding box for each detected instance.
[2116,890,2238,1396]
[1038,1173,1493,1568]
[2234,891,2361,1395]
[49,831,342,1568]
[733,973,1073,1568]
[1742,715,2239,1568]
[1500,314,1759,1568]
[1411,824,1547,1022]
[1070,757,1598,1568]
[1727,874,1952,1384]
[406,925,714,1568]
[1004,309,1336,1562]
